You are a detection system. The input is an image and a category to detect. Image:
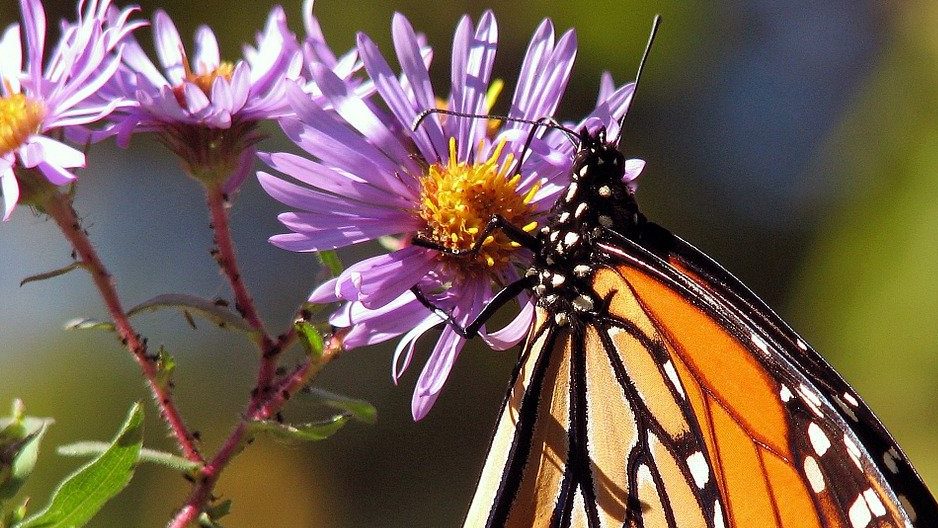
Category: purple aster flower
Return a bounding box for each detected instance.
[78,5,304,192]
[260,11,636,419]
[0,0,141,220]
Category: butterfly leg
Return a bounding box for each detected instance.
[409,275,536,339]
[412,214,541,256]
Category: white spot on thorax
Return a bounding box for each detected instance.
[686,451,709,488]
[663,360,686,400]
[849,493,873,528]
[598,185,611,197]
[572,294,593,312]
[808,422,832,456]
[803,456,825,493]
[554,312,569,326]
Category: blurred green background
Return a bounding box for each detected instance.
[1,0,936,526]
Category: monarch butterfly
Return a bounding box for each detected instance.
[411,16,937,528]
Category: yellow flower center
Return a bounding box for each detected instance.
[0,93,45,156]
[173,61,235,106]
[418,137,538,269]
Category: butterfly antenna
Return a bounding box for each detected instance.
[412,108,576,137]
[615,14,661,147]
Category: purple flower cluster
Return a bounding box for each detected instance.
[259,11,638,418]
[0,0,141,219]
[1,0,643,419]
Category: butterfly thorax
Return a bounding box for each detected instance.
[529,128,643,326]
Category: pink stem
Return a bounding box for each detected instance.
[206,187,281,414]
[44,193,203,464]
[168,332,345,528]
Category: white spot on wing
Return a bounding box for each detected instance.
[833,395,859,422]
[686,451,709,488]
[899,494,918,522]
[563,231,580,248]
[798,384,824,418]
[565,182,578,202]
[663,360,686,400]
[713,501,726,528]
[844,392,859,407]
[780,384,793,402]
[797,338,808,351]
[751,333,769,353]
[843,434,863,470]
[573,264,590,277]
[849,493,873,528]
[574,202,588,218]
[883,449,899,474]
[804,456,825,493]
[863,488,887,517]
[808,422,832,456]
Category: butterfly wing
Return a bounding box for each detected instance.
[462,222,935,528]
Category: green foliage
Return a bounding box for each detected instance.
[295,321,324,360]
[1,401,53,512]
[57,442,199,474]
[316,250,344,278]
[198,499,232,527]
[16,403,143,528]
[126,294,252,333]
[301,388,377,425]
[19,263,85,288]
[62,319,115,332]
[248,415,349,444]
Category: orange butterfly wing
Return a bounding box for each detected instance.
[462,230,928,527]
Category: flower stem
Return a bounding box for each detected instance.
[43,192,203,464]
[168,332,345,528]
[205,186,281,413]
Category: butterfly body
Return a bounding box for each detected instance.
[463,126,938,528]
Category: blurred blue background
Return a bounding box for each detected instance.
[1,0,936,526]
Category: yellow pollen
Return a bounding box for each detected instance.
[0,93,45,156]
[173,58,235,106]
[418,137,539,269]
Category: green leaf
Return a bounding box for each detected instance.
[316,250,344,277]
[294,322,324,360]
[1,400,53,504]
[301,388,377,425]
[198,499,231,527]
[56,442,199,473]
[19,263,85,287]
[62,319,115,332]
[126,294,251,333]
[248,415,349,444]
[154,348,176,391]
[17,403,143,528]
